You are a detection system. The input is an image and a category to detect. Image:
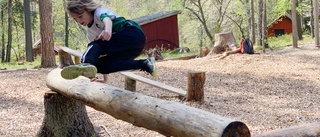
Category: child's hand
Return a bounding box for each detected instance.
[97,30,112,41]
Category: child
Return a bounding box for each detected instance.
[61,0,156,83]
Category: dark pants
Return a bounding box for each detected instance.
[81,25,146,74]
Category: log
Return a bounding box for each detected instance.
[46,68,251,137]
[208,32,238,55]
[253,122,320,137]
[187,71,205,102]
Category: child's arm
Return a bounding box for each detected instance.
[97,17,113,41]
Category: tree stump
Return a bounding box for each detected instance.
[199,47,210,57]
[37,91,97,137]
[208,32,238,55]
[37,50,97,136]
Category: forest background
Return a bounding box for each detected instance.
[0,0,316,67]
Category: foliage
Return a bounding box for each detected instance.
[0,0,318,66]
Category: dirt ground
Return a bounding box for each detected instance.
[0,43,319,137]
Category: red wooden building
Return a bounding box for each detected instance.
[267,14,292,37]
[133,10,181,51]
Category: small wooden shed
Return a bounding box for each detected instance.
[133,10,181,51]
[267,14,292,37]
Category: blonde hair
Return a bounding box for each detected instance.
[66,0,101,14]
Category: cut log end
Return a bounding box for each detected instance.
[222,121,251,137]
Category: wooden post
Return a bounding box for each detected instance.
[187,71,205,102]
[46,68,250,137]
[125,77,136,92]
[74,56,80,64]
[291,0,298,48]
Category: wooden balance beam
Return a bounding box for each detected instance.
[58,46,205,102]
[46,68,251,137]
[120,71,187,95]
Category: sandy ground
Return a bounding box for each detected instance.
[0,43,320,137]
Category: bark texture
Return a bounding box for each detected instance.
[46,68,250,137]
[37,91,97,137]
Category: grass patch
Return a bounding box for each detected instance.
[267,34,314,50]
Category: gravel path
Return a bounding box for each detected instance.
[0,44,319,136]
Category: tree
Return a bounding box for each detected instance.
[39,0,56,67]
[1,4,5,62]
[5,0,12,62]
[250,0,255,44]
[24,0,33,62]
[63,0,69,47]
[183,0,213,43]
[313,0,319,47]
[262,0,267,52]
[292,0,298,48]
[257,0,263,47]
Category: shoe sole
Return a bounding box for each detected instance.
[61,65,97,79]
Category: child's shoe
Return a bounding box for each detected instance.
[143,57,156,76]
[61,63,97,79]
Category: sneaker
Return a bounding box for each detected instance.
[61,63,97,79]
[143,57,156,76]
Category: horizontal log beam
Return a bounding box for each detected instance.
[46,68,250,137]
[253,122,320,137]
[120,72,187,95]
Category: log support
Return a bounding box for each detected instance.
[37,50,96,136]
[253,122,320,137]
[187,71,205,102]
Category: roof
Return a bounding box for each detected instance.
[268,14,292,28]
[133,10,181,25]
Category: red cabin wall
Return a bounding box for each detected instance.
[141,15,179,51]
[268,17,292,37]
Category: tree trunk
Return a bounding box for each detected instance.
[6,0,12,62]
[208,32,238,55]
[39,0,56,67]
[24,0,34,62]
[313,0,319,47]
[37,91,98,137]
[310,0,315,38]
[250,0,255,44]
[46,68,251,137]
[296,1,303,40]
[261,0,267,52]
[1,8,5,63]
[63,0,69,47]
[292,0,298,48]
[257,0,263,47]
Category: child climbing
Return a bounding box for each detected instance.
[61,0,156,83]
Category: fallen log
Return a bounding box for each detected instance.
[253,122,320,137]
[46,68,250,137]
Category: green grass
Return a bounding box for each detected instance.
[267,34,314,50]
[1,58,41,69]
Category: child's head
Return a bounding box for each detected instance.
[66,0,101,26]
[66,0,101,14]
